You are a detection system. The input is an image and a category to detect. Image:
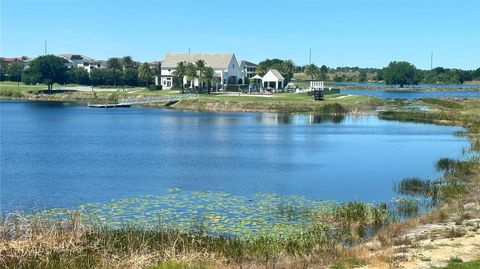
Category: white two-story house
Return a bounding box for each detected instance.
[239,60,257,80]
[58,54,106,73]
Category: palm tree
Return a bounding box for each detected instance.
[255,65,267,76]
[122,56,136,69]
[203,67,215,94]
[107,57,123,87]
[185,62,197,92]
[173,61,187,93]
[138,62,153,88]
[304,64,320,80]
[155,61,162,88]
[195,60,206,91]
[282,59,295,82]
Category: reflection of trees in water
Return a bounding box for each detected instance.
[256,113,346,125]
[311,114,345,124]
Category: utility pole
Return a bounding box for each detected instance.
[44,40,47,55]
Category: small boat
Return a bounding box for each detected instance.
[87,103,131,108]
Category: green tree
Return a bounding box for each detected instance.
[107,57,123,87]
[173,61,187,93]
[67,67,90,85]
[304,64,320,80]
[255,64,268,76]
[122,56,137,69]
[6,62,24,86]
[256,58,296,82]
[22,55,67,91]
[90,69,114,86]
[382,61,420,87]
[138,63,153,87]
[203,67,215,94]
[359,71,367,82]
[154,62,162,88]
[122,68,138,86]
[472,68,480,80]
[319,65,328,81]
[195,60,206,91]
[185,62,198,92]
[282,59,295,83]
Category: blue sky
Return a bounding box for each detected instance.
[1,0,479,69]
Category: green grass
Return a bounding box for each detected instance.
[147,262,211,269]
[331,257,367,269]
[433,258,480,269]
[175,92,384,113]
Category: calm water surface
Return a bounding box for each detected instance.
[333,82,480,89]
[340,89,480,99]
[0,101,469,212]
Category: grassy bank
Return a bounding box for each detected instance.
[1,82,386,114]
[173,93,384,113]
[1,199,392,269]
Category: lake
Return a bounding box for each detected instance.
[340,89,480,99]
[0,100,469,213]
[333,82,480,90]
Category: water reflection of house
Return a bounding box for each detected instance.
[158,53,244,90]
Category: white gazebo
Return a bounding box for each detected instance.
[262,69,285,91]
[248,74,263,93]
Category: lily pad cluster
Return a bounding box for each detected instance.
[40,189,339,238]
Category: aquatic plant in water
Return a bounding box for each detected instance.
[34,190,340,239]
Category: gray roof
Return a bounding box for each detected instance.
[149,60,162,66]
[162,53,234,69]
[58,54,96,62]
[239,60,257,67]
[268,69,285,80]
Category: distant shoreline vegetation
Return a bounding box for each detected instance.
[1,55,479,90]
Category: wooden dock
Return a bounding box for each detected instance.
[87,103,131,108]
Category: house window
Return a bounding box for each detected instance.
[167,77,171,80]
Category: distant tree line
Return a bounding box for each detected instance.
[297,62,480,86]
[2,56,479,89]
[0,55,160,89]
[255,59,296,83]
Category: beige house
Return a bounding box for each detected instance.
[157,53,244,90]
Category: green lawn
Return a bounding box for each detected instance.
[435,259,480,269]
